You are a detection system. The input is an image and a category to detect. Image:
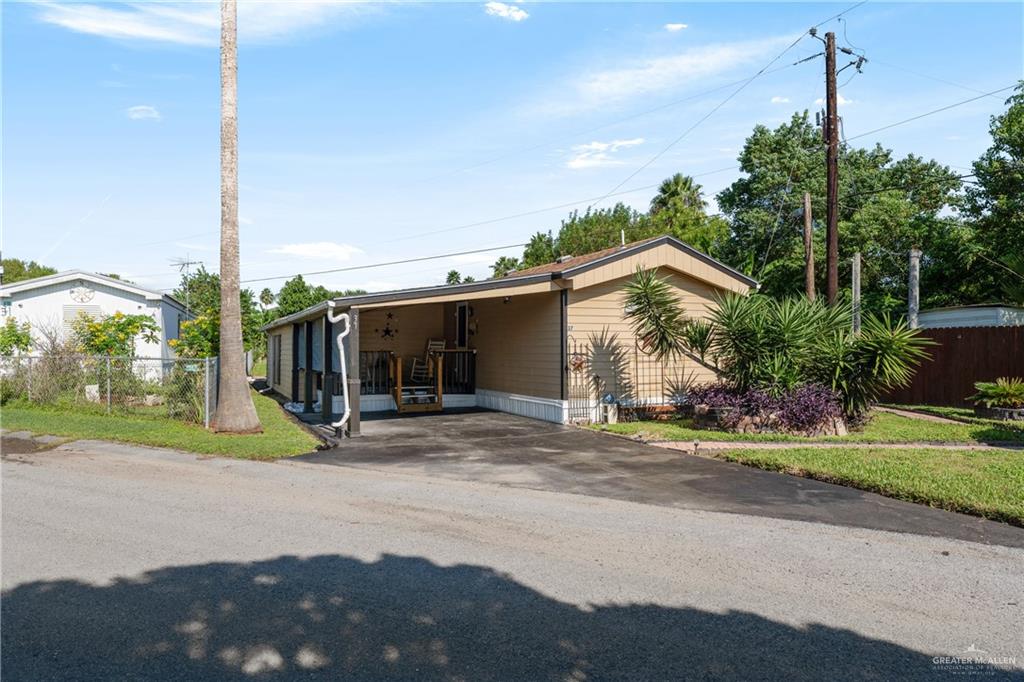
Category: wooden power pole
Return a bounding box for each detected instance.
[851,251,861,333]
[824,31,840,305]
[908,248,921,329]
[803,192,815,301]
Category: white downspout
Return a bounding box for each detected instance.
[326,302,352,433]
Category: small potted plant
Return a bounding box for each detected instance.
[968,377,1024,421]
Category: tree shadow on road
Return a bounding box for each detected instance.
[2,553,946,681]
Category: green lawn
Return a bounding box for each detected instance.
[715,447,1024,526]
[0,390,319,459]
[250,357,267,378]
[597,410,1024,444]
[883,404,1024,431]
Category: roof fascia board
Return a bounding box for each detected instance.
[558,236,758,288]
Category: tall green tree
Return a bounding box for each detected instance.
[964,82,1024,302]
[1,258,56,284]
[650,173,705,213]
[491,256,520,278]
[173,269,263,355]
[521,231,557,268]
[445,270,463,285]
[717,111,962,311]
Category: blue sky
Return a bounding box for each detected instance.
[3,1,1021,294]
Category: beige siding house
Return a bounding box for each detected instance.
[262,235,755,432]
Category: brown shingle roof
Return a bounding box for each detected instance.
[506,236,664,278]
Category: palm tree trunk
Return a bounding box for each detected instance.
[212,0,261,433]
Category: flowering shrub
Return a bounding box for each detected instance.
[686,382,841,434]
[775,384,842,432]
[73,311,159,357]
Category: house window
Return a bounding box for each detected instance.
[456,302,469,348]
[271,334,282,384]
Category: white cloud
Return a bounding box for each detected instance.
[770,96,790,104]
[268,242,363,261]
[34,1,377,46]
[484,2,529,22]
[815,94,855,106]
[664,23,688,32]
[566,138,644,169]
[126,105,161,120]
[541,35,794,115]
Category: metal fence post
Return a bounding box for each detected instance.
[26,357,33,402]
[106,356,112,413]
[204,357,211,429]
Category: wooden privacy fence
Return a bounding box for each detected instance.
[883,326,1024,407]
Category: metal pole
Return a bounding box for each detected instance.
[852,251,861,333]
[204,357,211,429]
[803,192,816,301]
[908,248,921,329]
[824,31,840,305]
[106,356,112,413]
[26,357,32,401]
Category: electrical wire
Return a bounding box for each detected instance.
[239,243,527,285]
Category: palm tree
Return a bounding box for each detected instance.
[212,0,261,433]
[259,287,275,310]
[650,173,706,214]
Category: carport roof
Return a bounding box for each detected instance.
[262,234,757,330]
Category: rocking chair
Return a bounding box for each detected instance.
[409,339,446,384]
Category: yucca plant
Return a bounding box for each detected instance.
[812,313,934,419]
[679,319,717,365]
[969,377,1024,409]
[621,271,933,421]
[623,267,686,360]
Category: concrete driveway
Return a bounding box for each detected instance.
[299,409,1024,548]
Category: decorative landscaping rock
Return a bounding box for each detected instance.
[973,406,1024,421]
[692,403,847,437]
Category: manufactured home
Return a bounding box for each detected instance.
[261,235,756,433]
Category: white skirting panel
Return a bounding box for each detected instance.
[357,394,396,412]
[356,393,478,413]
[476,389,568,424]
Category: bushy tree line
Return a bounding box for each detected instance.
[497,82,1024,313]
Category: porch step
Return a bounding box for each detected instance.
[399,385,438,405]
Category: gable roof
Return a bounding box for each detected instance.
[509,236,663,277]
[263,235,756,330]
[0,270,187,309]
[511,235,757,286]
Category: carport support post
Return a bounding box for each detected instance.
[345,308,361,437]
[321,314,332,422]
[303,319,314,413]
[290,323,300,402]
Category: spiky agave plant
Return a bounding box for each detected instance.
[623,267,687,361]
[812,313,933,419]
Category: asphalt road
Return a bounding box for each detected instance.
[3,438,1023,680]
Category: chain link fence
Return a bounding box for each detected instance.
[1,355,219,427]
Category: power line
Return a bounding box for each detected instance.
[869,58,1004,100]
[588,1,871,212]
[386,165,739,243]
[239,243,527,285]
[588,35,812,210]
[845,86,1016,142]
[425,62,801,181]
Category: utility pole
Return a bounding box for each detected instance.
[803,192,815,301]
[851,251,861,333]
[908,248,921,329]
[824,31,840,305]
